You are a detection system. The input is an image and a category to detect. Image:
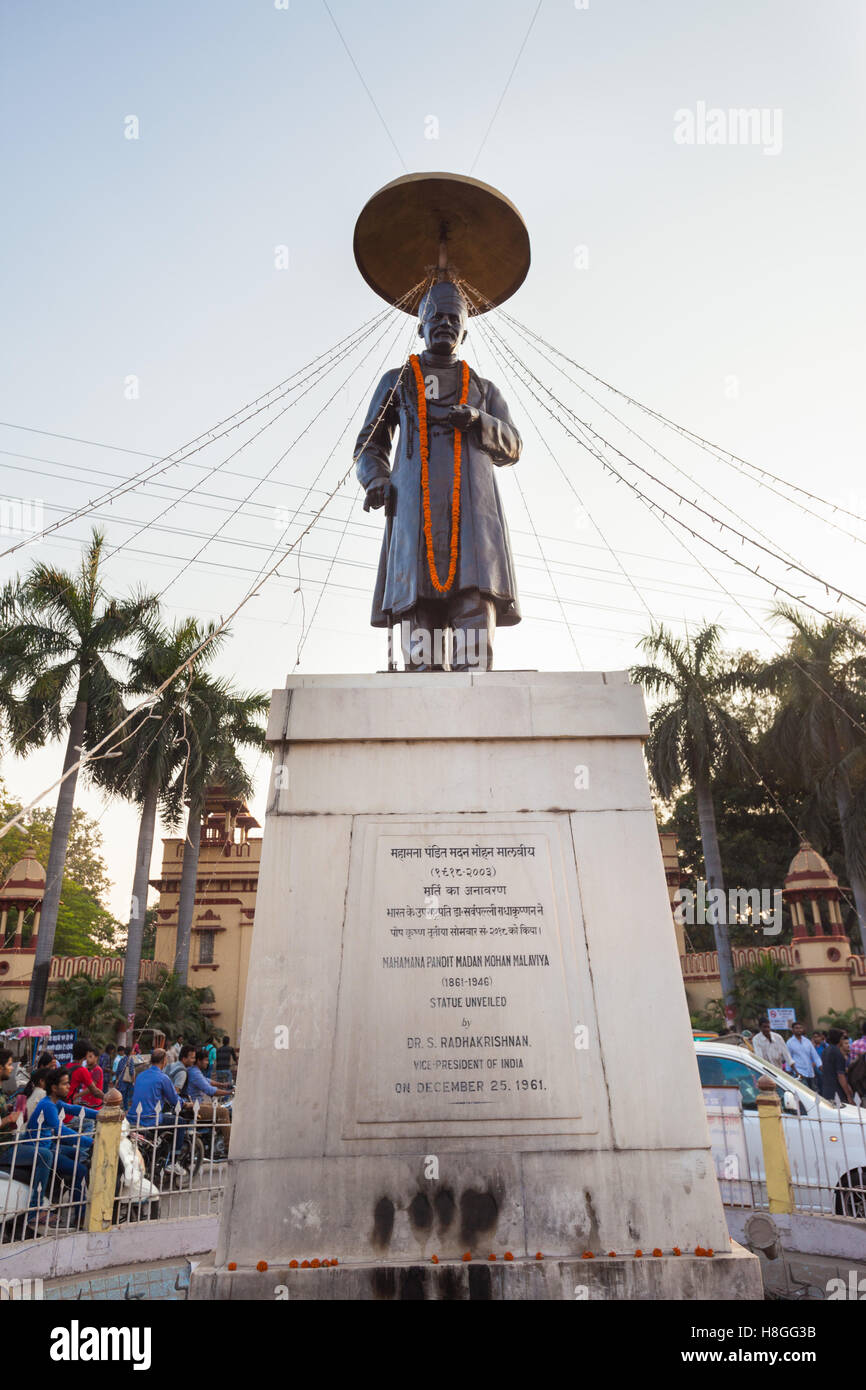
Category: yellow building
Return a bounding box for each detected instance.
[677,838,866,1028]
[151,788,261,1043]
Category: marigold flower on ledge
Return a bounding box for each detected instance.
[431,1255,439,1264]
[504,1252,514,1261]
[488,1254,496,1261]
[634,1249,643,1258]
[672,1248,681,1257]
[462,1252,472,1262]
[535,1252,544,1261]
[581,1252,594,1259]
[694,1246,706,1257]
[301,1260,310,1269]
[289,1260,298,1269]
[311,1259,320,1269]
[227,1262,237,1272]
[607,1251,616,1258]
[256,1261,268,1272]
[652,1249,663,1257]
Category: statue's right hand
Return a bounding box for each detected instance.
[364,480,390,512]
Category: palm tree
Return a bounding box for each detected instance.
[46,971,124,1038]
[0,579,53,759]
[749,606,866,935]
[733,957,803,1030]
[818,1006,866,1034]
[134,968,215,1041]
[171,679,268,986]
[631,622,752,1017]
[94,617,227,1025]
[11,530,156,1022]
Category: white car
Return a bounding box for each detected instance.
[695,1040,866,1217]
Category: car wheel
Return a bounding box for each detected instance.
[834,1168,866,1219]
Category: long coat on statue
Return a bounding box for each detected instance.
[354,357,522,628]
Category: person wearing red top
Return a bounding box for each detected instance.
[67,1039,105,1111]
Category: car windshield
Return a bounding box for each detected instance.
[755,1055,841,1110]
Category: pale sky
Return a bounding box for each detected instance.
[1,0,864,920]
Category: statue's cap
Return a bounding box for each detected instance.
[418,281,469,323]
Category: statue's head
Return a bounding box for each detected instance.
[417,281,469,354]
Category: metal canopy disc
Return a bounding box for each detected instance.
[353,172,531,316]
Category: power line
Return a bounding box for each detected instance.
[240,280,426,602]
[104,308,395,583]
[0,303,399,562]
[493,308,825,582]
[475,310,866,749]
[470,0,544,173]
[499,307,866,537]
[471,327,584,666]
[0,293,429,838]
[3,491,781,621]
[321,0,408,171]
[471,298,866,631]
[470,303,654,626]
[0,442,753,590]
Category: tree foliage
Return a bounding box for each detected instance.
[732,957,804,1029]
[46,971,124,1038]
[134,969,215,1042]
[0,781,124,956]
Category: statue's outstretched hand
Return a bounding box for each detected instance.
[447,404,480,431]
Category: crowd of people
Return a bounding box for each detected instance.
[0,1033,239,1232]
[740,1017,866,1105]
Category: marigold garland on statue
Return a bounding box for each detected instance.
[409,353,470,594]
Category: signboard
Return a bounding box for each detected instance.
[768,1008,796,1031]
[33,1029,77,1068]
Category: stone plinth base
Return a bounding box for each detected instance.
[198,673,761,1301]
[190,1246,761,1301]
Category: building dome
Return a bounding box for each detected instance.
[0,853,46,905]
[783,840,840,898]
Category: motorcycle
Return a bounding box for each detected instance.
[184,1092,233,1162]
[127,1117,204,1190]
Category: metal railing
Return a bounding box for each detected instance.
[118,1100,229,1225]
[775,1085,866,1219]
[0,1110,91,1241]
[708,1071,866,1220]
[0,1097,230,1244]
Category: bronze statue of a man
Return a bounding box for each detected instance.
[355,281,521,671]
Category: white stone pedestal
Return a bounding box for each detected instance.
[190,672,761,1301]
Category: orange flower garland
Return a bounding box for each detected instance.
[409,354,470,594]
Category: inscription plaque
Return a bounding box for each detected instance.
[336,816,594,1136]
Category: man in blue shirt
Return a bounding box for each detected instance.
[127,1048,190,1175]
[786,1022,823,1091]
[186,1049,232,1154]
[24,1066,106,1225]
